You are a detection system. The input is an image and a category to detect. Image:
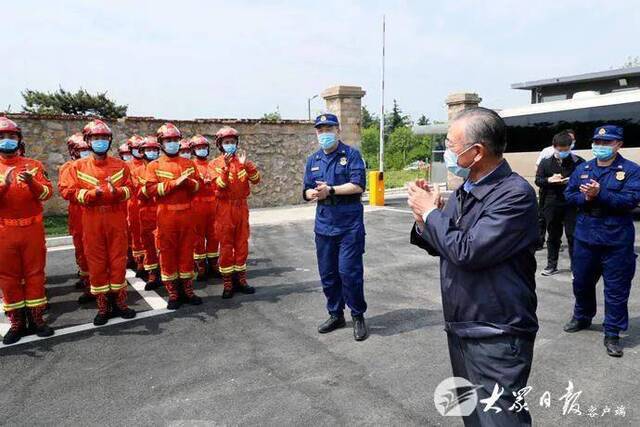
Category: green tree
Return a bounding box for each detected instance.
[361,106,379,129]
[386,99,411,133]
[262,111,282,121]
[416,115,430,126]
[361,127,380,169]
[622,55,640,68]
[22,88,127,118]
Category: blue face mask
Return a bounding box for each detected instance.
[444,145,477,179]
[317,132,337,150]
[132,148,140,158]
[0,138,19,152]
[163,141,180,155]
[122,154,133,162]
[91,139,110,154]
[557,150,571,159]
[195,148,209,158]
[222,144,237,155]
[79,150,91,159]
[592,144,615,161]
[179,152,192,160]
[144,150,159,161]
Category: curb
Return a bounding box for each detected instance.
[46,235,73,248]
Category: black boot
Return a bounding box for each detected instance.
[2,309,26,345]
[563,317,592,333]
[93,294,110,326]
[604,336,623,357]
[318,315,346,334]
[144,270,161,291]
[209,258,222,279]
[352,315,369,341]
[29,306,55,337]
[182,279,203,305]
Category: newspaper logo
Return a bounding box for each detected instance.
[434,377,482,416]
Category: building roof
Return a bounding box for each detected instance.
[511,66,640,90]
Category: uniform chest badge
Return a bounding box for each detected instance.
[580,174,589,179]
[311,166,320,172]
[616,171,625,181]
[339,157,348,166]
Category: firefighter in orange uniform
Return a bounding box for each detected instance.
[191,135,220,280]
[143,123,203,309]
[209,126,260,299]
[179,139,192,160]
[136,136,161,290]
[126,135,146,275]
[63,119,136,325]
[0,117,54,344]
[58,134,95,303]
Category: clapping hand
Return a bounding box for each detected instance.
[580,179,600,201]
[237,149,247,165]
[407,179,440,227]
[315,181,331,200]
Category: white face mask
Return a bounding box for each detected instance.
[179,152,192,160]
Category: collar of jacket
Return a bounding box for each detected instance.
[463,159,512,201]
[586,153,626,170]
[315,141,346,160]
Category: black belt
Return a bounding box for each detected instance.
[317,194,362,206]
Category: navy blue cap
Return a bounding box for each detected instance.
[593,125,623,141]
[314,113,339,128]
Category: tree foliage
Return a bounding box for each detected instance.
[262,111,282,121]
[22,88,127,118]
[622,56,640,68]
[361,106,379,129]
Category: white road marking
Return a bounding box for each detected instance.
[48,245,75,253]
[125,269,168,310]
[0,270,170,349]
[379,207,412,214]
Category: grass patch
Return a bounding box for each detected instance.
[366,169,427,191]
[44,215,69,237]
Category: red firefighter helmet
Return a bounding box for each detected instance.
[127,134,144,149]
[82,119,112,140]
[118,143,131,156]
[215,126,239,152]
[179,138,191,150]
[156,123,182,141]
[75,139,90,151]
[140,136,161,149]
[0,117,22,140]
[66,132,84,148]
[190,134,210,148]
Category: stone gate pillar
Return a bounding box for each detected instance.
[445,92,482,190]
[321,85,366,148]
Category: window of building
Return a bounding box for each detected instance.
[540,94,567,103]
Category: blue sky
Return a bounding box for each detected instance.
[2,0,639,122]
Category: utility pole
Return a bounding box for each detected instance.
[379,15,385,172]
[307,94,318,121]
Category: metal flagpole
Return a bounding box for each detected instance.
[379,15,385,173]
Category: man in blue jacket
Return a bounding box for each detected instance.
[303,113,368,341]
[409,107,538,426]
[564,125,640,357]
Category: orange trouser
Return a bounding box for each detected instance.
[157,206,195,282]
[82,207,128,295]
[193,199,219,261]
[215,199,249,275]
[139,207,159,271]
[128,199,144,258]
[0,217,47,311]
[68,203,89,277]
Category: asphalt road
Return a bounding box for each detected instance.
[1,197,639,426]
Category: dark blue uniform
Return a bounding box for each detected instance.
[565,152,640,337]
[303,141,367,317]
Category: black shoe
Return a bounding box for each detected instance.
[604,336,623,357]
[318,315,346,334]
[35,324,55,338]
[167,298,181,310]
[93,313,109,326]
[74,279,85,289]
[235,284,255,294]
[563,317,591,333]
[135,268,146,279]
[184,295,203,305]
[541,267,559,276]
[221,288,234,299]
[352,315,369,341]
[78,294,96,305]
[144,281,161,291]
[119,308,136,319]
[2,328,23,345]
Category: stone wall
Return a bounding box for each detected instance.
[7,113,318,215]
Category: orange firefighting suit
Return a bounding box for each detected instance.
[133,162,159,273]
[127,157,146,263]
[59,160,89,278]
[144,156,200,283]
[193,157,219,264]
[62,156,132,295]
[209,155,260,275]
[0,156,52,312]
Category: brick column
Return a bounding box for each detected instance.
[445,92,482,190]
[321,85,366,148]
